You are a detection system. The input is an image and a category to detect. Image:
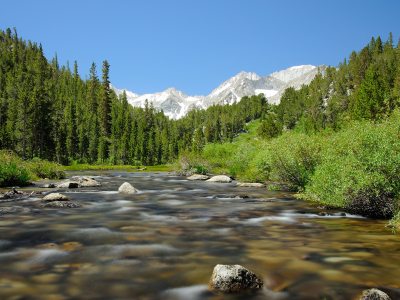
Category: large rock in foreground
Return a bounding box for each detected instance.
[206,176,232,183]
[359,289,391,300]
[187,174,210,181]
[42,201,82,208]
[237,183,265,188]
[118,182,137,194]
[208,264,263,293]
[42,193,70,202]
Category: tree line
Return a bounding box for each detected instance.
[0,28,270,166]
[257,33,400,139]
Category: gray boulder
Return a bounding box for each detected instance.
[359,289,391,300]
[187,174,210,181]
[206,175,232,183]
[118,182,137,194]
[57,181,81,188]
[208,264,263,293]
[42,201,82,208]
[42,193,70,202]
[68,176,102,187]
[41,183,56,188]
[237,183,265,188]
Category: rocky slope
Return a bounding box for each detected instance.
[111,64,326,119]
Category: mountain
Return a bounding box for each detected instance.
[110,64,326,119]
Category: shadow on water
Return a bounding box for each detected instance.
[0,170,399,299]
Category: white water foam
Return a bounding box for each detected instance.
[162,284,208,300]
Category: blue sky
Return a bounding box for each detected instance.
[2,0,399,96]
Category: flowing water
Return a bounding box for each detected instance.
[0,171,399,300]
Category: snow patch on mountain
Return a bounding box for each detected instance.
[110,64,326,119]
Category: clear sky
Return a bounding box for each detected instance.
[2,0,399,96]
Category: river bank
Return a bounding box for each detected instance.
[0,170,399,299]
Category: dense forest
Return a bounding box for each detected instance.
[1,27,399,167]
[0,28,268,166]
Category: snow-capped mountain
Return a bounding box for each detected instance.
[110,64,326,119]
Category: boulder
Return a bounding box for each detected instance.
[206,176,232,183]
[208,264,263,293]
[118,182,137,194]
[56,181,81,188]
[174,188,188,191]
[42,201,82,208]
[42,193,70,202]
[236,183,265,188]
[41,183,56,188]
[187,174,210,181]
[359,288,391,300]
[68,176,102,187]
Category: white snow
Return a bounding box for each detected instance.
[255,89,279,97]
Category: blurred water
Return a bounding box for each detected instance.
[0,170,398,300]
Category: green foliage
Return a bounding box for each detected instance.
[305,112,400,213]
[0,150,65,187]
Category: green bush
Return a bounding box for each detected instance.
[0,151,32,187]
[0,151,66,187]
[304,113,400,217]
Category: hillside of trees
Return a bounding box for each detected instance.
[0,28,268,166]
[1,28,399,168]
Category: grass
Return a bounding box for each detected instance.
[0,151,66,187]
[64,164,172,172]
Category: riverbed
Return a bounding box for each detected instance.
[0,171,399,300]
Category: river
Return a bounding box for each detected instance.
[0,171,399,300]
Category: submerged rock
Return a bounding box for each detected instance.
[42,193,70,202]
[174,187,188,191]
[236,183,265,188]
[208,264,263,293]
[187,174,210,181]
[206,176,232,183]
[359,288,391,300]
[42,201,82,208]
[0,207,19,213]
[118,182,137,194]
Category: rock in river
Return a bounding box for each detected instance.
[56,181,80,188]
[42,193,70,202]
[69,176,102,187]
[359,288,391,300]
[206,176,232,183]
[118,182,137,194]
[42,201,82,208]
[187,174,210,181]
[208,264,263,293]
[41,183,56,188]
[236,183,265,188]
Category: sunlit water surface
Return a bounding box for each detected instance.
[0,171,399,300]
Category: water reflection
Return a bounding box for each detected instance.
[0,170,399,300]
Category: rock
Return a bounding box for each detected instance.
[187,174,210,181]
[0,207,18,213]
[118,182,137,194]
[359,288,391,300]
[41,183,56,188]
[56,181,81,188]
[208,264,263,293]
[206,176,232,183]
[42,193,70,202]
[42,201,82,208]
[236,183,265,188]
[174,188,187,191]
[68,176,102,187]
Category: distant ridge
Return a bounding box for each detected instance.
[111,64,327,119]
